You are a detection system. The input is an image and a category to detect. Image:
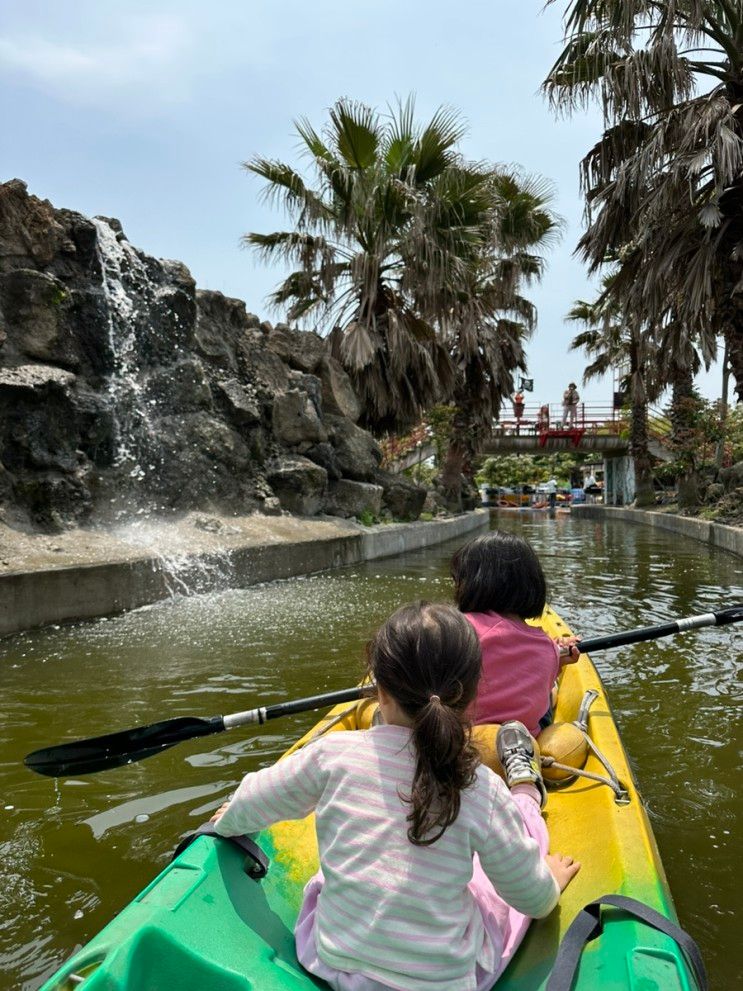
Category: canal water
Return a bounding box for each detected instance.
[1,513,741,989]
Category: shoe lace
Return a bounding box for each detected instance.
[502,748,533,780]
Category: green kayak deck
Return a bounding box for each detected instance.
[40,608,701,991]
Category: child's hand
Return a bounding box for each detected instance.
[210,800,232,824]
[546,852,581,891]
[555,635,580,664]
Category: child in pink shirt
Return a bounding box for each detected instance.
[451,532,578,737]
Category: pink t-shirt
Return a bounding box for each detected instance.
[465,612,561,737]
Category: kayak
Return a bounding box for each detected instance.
[40,606,701,991]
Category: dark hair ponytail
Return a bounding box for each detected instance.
[367,602,482,846]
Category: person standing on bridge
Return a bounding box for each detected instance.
[562,383,580,428]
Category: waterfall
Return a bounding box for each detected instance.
[93,217,157,482]
[93,218,235,594]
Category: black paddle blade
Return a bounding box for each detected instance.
[24,715,225,777]
[717,605,743,625]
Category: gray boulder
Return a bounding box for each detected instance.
[272,389,327,447]
[319,355,361,422]
[0,269,75,366]
[326,414,381,481]
[305,441,342,480]
[145,412,253,509]
[144,359,212,414]
[267,455,327,515]
[0,179,66,271]
[248,347,291,396]
[372,469,426,521]
[324,479,383,519]
[195,290,251,374]
[215,378,261,426]
[267,324,325,374]
[720,460,743,492]
[0,364,93,528]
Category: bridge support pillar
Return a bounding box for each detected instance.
[605,456,635,506]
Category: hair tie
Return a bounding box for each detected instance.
[429,694,441,705]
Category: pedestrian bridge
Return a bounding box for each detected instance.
[383,403,671,473]
[482,402,669,459]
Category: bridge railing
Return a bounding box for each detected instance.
[382,403,674,470]
[496,402,624,436]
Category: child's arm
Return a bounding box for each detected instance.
[479,791,561,919]
[211,743,326,837]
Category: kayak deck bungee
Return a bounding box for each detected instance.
[40,607,701,991]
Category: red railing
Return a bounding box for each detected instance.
[496,402,623,436]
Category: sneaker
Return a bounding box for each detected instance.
[496,721,547,808]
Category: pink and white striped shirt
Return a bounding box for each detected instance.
[215,724,558,991]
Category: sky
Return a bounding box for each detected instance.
[1,0,723,408]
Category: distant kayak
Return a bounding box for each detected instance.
[40,606,702,991]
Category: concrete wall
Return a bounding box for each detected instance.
[0,511,489,637]
[572,505,743,558]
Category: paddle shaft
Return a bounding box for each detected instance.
[571,607,743,656]
[223,686,368,730]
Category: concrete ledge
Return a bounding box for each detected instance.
[360,510,489,560]
[0,510,488,637]
[571,505,743,557]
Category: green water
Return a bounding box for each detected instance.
[1,514,741,990]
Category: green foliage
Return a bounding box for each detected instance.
[475,452,583,488]
[356,508,379,527]
[654,397,742,486]
[725,405,743,463]
[665,394,717,472]
[405,462,438,487]
[427,405,456,464]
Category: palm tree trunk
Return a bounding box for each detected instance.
[670,364,699,509]
[439,402,478,512]
[726,328,743,405]
[440,438,466,512]
[630,398,655,506]
[715,341,730,474]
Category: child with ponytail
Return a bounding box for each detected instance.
[213,602,579,990]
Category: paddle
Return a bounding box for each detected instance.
[24,606,742,778]
[561,605,743,655]
[25,686,370,777]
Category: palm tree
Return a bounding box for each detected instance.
[568,274,658,506]
[544,0,743,402]
[245,98,494,433]
[439,173,561,507]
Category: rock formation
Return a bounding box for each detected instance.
[0,180,425,530]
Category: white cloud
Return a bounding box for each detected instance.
[0,14,193,109]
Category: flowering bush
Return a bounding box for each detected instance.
[379,422,432,469]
